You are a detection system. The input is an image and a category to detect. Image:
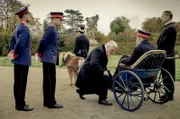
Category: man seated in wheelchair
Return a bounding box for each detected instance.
[113,30,156,90]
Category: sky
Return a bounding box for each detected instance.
[20,0,180,35]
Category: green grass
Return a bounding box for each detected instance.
[107,55,180,81]
[0,56,42,67]
[0,55,180,81]
[175,45,180,52]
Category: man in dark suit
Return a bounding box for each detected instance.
[8,6,33,111]
[157,11,177,81]
[76,40,118,106]
[74,25,90,58]
[37,12,64,108]
[157,11,177,100]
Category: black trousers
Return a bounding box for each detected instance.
[42,62,56,106]
[98,75,112,100]
[14,64,29,107]
[80,74,112,100]
[161,59,175,96]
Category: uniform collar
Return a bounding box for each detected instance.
[20,20,27,26]
[49,22,57,28]
[140,39,149,44]
[164,21,173,26]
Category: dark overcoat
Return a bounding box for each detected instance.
[157,22,177,80]
[121,40,156,65]
[76,45,109,92]
[74,34,90,58]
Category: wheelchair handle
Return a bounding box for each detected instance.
[166,51,180,60]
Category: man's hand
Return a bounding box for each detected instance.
[103,71,109,76]
[35,53,41,62]
[7,50,14,60]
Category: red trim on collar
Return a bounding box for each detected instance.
[20,20,27,26]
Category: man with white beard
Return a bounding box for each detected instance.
[113,30,156,76]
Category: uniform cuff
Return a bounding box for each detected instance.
[37,53,42,57]
[13,54,19,59]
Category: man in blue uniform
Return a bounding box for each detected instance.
[8,6,33,111]
[74,25,90,58]
[157,11,177,100]
[37,12,63,108]
[114,30,156,76]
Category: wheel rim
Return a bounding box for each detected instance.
[147,68,174,104]
[113,70,144,111]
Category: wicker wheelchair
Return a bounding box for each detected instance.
[111,50,175,111]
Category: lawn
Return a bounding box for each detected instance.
[108,55,180,81]
[0,55,180,80]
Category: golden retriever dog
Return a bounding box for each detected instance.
[62,52,85,86]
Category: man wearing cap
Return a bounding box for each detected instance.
[37,12,63,108]
[157,11,177,101]
[74,25,90,58]
[120,30,156,66]
[8,6,33,111]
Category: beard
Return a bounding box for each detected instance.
[135,39,142,47]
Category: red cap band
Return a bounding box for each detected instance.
[137,33,150,39]
[18,9,29,16]
[51,14,63,18]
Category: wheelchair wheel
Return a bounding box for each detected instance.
[147,68,174,104]
[113,70,144,111]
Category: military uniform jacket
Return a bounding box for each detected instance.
[74,34,90,58]
[157,22,177,56]
[38,25,60,64]
[76,45,108,89]
[9,23,31,66]
[121,40,156,65]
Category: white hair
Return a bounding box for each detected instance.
[105,40,118,48]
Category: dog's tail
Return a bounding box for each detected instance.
[59,52,66,67]
[78,57,85,68]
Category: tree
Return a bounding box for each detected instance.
[110,16,131,35]
[176,22,180,32]
[64,9,84,34]
[142,17,163,33]
[0,0,24,29]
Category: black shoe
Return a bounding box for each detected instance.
[43,103,48,107]
[76,89,86,100]
[169,95,174,101]
[98,100,112,106]
[47,103,63,108]
[160,95,174,101]
[16,105,33,111]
